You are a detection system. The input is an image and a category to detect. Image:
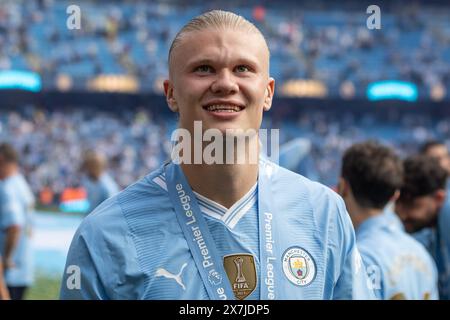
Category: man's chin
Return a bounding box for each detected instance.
[404,224,418,234]
[405,220,436,234]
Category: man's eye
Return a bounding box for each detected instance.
[235,65,250,73]
[195,65,213,73]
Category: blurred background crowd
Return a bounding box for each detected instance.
[0,0,449,300]
[0,0,449,97]
[1,105,450,202]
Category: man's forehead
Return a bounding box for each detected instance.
[170,28,269,69]
[413,195,434,205]
[428,145,448,155]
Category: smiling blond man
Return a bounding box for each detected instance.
[60,10,374,300]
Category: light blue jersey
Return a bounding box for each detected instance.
[356,211,438,300]
[438,198,450,299]
[414,188,450,300]
[82,173,119,213]
[0,173,35,287]
[60,160,375,300]
[383,204,405,231]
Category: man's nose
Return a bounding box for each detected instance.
[210,70,239,95]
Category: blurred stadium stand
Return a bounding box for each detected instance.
[1,0,450,210]
[0,0,449,100]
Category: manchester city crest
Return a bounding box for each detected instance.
[282,247,316,286]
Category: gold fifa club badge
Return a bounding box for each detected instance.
[223,254,257,300]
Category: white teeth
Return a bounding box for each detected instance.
[205,104,242,112]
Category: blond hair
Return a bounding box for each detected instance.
[168,10,269,68]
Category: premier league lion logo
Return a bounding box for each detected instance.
[208,269,222,286]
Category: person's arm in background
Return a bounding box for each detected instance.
[0,258,10,300]
[21,177,35,238]
[26,182,35,238]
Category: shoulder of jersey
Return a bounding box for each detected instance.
[87,165,172,222]
[1,177,19,196]
[363,224,435,269]
[269,160,345,214]
[399,231,435,263]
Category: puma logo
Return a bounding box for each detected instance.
[155,263,188,290]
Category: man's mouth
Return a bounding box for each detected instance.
[203,104,245,113]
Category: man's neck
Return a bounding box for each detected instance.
[351,206,383,230]
[0,167,18,181]
[181,162,258,209]
[175,132,261,209]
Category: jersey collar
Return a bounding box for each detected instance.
[152,173,257,229]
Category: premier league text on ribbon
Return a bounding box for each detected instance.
[176,182,227,299]
[264,212,276,299]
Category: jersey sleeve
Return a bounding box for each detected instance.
[59,217,109,300]
[60,195,144,300]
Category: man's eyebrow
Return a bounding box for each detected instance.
[185,59,216,68]
[185,57,261,70]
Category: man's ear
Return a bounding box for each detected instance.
[164,80,178,112]
[390,190,401,203]
[434,189,446,208]
[337,177,347,197]
[263,77,275,112]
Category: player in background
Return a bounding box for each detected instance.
[0,143,35,300]
[398,145,450,300]
[80,151,119,214]
[60,10,374,300]
[420,141,450,175]
[338,141,438,299]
